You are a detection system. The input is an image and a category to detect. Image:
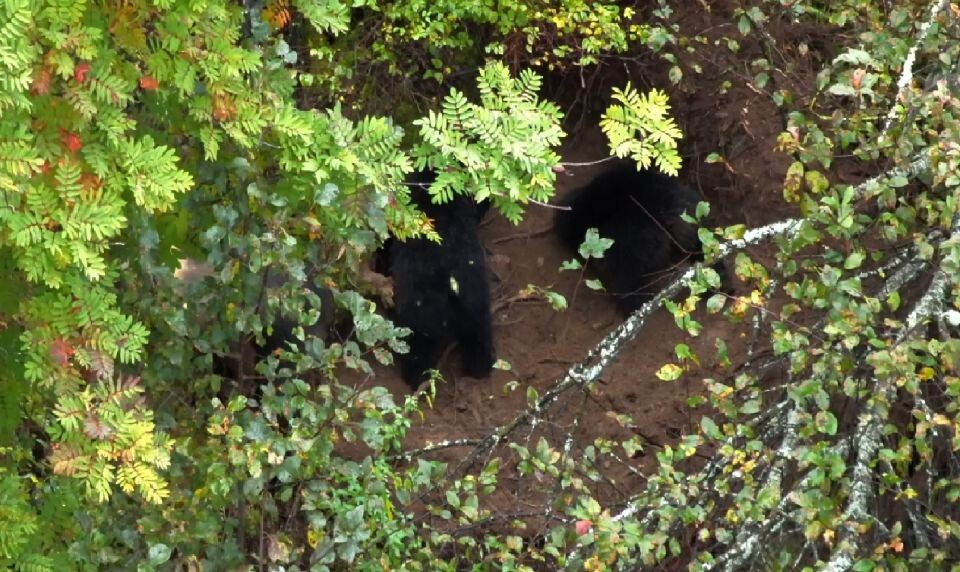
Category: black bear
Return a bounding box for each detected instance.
[554,161,717,314]
[177,261,339,381]
[257,266,337,361]
[385,170,496,388]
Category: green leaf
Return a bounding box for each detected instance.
[886,291,901,311]
[600,84,683,174]
[668,65,683,84]
[843,251,865,269]
[740,399,761,414]
[833,48,876,66]
[888,175,909,188]
[560,259,582,271]
[815,411,838,435]
[147,543,172,564]
[622,436,643,457]
[695,200,711,220]
[707,293,726,319]
[579,228,614,259]
[342,505,365,530]
[700,416,721,439]
[526,385,539,406]
[585,279,605,291]
[828,84,856,96]
[544,291,567,311]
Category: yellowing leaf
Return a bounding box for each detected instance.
[656,363,683,381]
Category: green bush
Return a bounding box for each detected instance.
[2,0,957,569]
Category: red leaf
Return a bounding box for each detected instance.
[49,338,75,367]
[75,63,90,83]
[121,374,141,391]
[84,415,114,439]
[32,67,52,95]
[263,2,292,30]
[211,93,236,121]
[79,172,103,192]
[575,520,593,536]
[61,131,82,153]
[851,69,865,91]
[88,349,115,381]
[49,443,82,476]
[139,75,159,91]
[82,367,98,383]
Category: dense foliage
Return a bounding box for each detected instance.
[0,0,958,569]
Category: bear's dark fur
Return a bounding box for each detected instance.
[554,162,715,313]
[258,267,337,360]
[208,268,338,383]
[386,170,495,388]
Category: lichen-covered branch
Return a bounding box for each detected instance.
[390,438,482,462]
[876,256,929,299]
[707,440,854,572]
[880,0,951,135]
[456,267,688,473]
[457,217,804,474]
[822,213,958,570]
[853,154,931,201]
[706,401,805,571]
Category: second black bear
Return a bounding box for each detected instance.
[386,170,496,388]
[258,267,337,361]
[554,162,714,314]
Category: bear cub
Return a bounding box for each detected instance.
[386,170,496,388]
[554,162,717,313]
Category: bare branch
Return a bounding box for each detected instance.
[559,157,618,168]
